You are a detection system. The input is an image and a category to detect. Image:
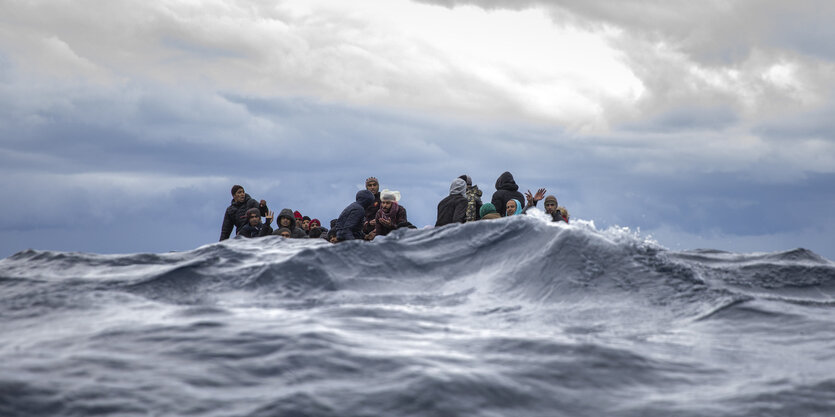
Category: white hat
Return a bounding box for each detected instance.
[380,189,401,202]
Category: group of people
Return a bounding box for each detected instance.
[219,172,569,243]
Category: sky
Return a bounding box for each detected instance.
[1,0,833,260]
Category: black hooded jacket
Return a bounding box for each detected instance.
[336,190,375,241]
[220,194,268,240]
[490,172,525,217]
[272,208,307,238]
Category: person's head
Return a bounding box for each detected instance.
[309,218,321,229]
[479,203,497,218]
[280,217,291,227]
[278,209,294,227]
[246,208,261,227]
[544,195,558,214]
[458,174,472,188]
[450,178,467,197]
[506,199,521,216]
[380,190,398,211]
[231,185,246,203]
[356,189,375,208]
[302,218,311,230]
[365,177,379,194]
[294,211,303,222]
[277,228,291,238]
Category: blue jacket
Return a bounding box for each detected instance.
[336,190,376,241]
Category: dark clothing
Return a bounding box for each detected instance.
[336,190,376,241]
[272,208,307,238]
[375,203,408,236]
[363,192,381,233]
[491,172,524,218]
[436,178,468,227]
[436,195,467,226]
[237,222,273,238]
[220,194,268,241]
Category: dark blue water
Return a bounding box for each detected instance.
[2,214,834,416]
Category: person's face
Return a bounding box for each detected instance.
[248,213,260,226]
[280,217,291,227]
[506,200,517,216]
[234,188,246,203]
[280,231,291,238]
[381,200,393,210]
[302,219,310,229]
[544,201,557,214]
[329,235,338,243]
[366,181,379,194]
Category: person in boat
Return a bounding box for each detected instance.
[220,185,269,241]
[275,227,292,238]
[237,208,274,238]
[301,216,311,234]
[436,178,468,227]
[336,190,376,241]
[459,174,482,222]
[362,177,382,234]
[478,203,501,220]
[523,191,569,223]
[505,198,523,216]
[375,189,407,237]
[272,209,307,238]
[308,218,324,236]
[491,171,525,218]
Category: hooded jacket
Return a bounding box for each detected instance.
[435,178,468,227]
[272,208,307,238]
[491,171,525,218]
[220,193,268,241]
[336,190,376,241]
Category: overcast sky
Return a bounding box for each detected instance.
[1,0,833,260]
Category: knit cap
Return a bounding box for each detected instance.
[479,203,497,218]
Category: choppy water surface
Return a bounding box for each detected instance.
[2,214,834,416]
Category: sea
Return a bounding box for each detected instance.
[1,212,834,417]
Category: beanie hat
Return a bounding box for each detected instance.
[381,189,401,202]
[544,195,558,206]
[231,184,244,196]
[479,203,497,218]
[303,215,311,222]
[310,218,321,228]
[366,177,379,185]
[245,208,261,218]
[293,210,303,220]
[276,227,291,236]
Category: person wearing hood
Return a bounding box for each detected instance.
[435,178,468,227]
[459,174,482,222]
[362,177,382,234]
[237,208,274,238]
[375,190,408,237]
[336,190,376,241]
[478,203,502,220]
[505,199,523,216]
[272,208,307,238]
[220,185,269,241]
[491,172,525,218]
